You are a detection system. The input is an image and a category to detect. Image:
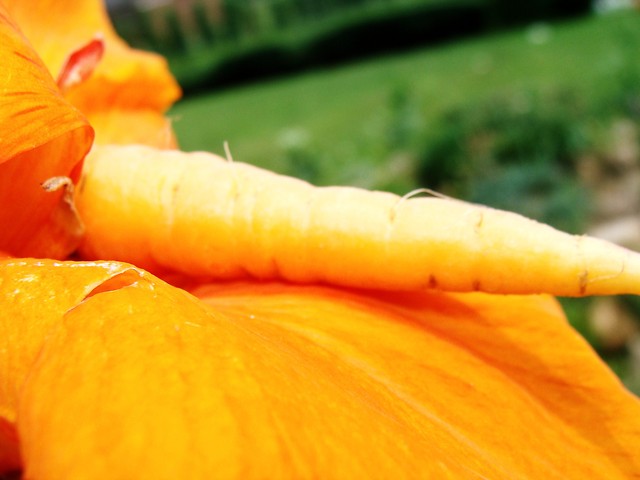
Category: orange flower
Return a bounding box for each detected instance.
[0,0,179,258]
[1,259,639,479]
[0,1,92,258]
[3,0,180,147]
[0,1,639,479]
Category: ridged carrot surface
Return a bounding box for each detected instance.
[77,144,640,296]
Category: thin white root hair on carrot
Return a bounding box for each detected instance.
[222,141,242,198]
[580,247,629,294]
[223,141,234,164]
[390,188,452,222]
[75,145,640,297]
[391,189,485,234]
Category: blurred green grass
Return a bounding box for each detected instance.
[171,10,639,179]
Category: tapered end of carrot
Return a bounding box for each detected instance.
[390,199,640,297]
[570,233,640,296]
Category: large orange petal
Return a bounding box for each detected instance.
[2,260,638,478]
[0,259,143,424]
[0,4,93,258]
[0,259,144,474]
[4,0,181,147]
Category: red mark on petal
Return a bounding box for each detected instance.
[56,36,105,93]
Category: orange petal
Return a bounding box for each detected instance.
[0,259,143,425]
[88,109,178,148]
[0,416,20,474]
[5,0,181,146]
[0,4,94,258]
[3,260,638,478]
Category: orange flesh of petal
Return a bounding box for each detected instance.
[1,260,637,479]
[88,109,178,148]
[0,3,93,257]
[0,259,142,423]
[4,0,181,146]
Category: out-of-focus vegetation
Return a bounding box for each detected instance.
[168,11,638,201]
[111,3,640,393]
[112,0,591,91]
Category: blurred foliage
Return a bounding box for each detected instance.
[172,11,640,183]
[111,0,591,92]
[418,90,591,233]
[164,8,189,54]
[184,0,490,91]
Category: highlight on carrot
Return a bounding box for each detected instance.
[75,144,640,297]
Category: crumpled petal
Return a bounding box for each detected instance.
[4,0,181,147]
[1,260,638,479]
[0,3,93,258]
[56,36,105,93]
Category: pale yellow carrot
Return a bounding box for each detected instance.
[75,144,640,296]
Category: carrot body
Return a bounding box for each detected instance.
[76,144,640,296]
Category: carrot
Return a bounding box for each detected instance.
[75,144,640,296]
